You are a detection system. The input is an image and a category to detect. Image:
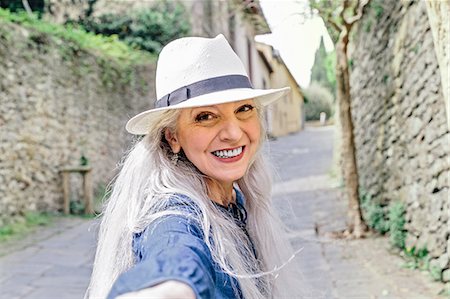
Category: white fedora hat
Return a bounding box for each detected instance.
[126,34,290,135]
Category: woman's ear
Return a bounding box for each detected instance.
[164,128,181,154]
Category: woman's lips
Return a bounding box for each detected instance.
[211,146,245,163]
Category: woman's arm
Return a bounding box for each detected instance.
[116,280,196,299]
[107,214,215,299]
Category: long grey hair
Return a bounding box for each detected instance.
[86,107,301,299]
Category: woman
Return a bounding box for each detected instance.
[87,34,301,299]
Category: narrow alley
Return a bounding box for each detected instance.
[0,125,444,299]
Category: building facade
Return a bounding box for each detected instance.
[255,42,304,137]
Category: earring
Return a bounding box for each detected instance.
[171,152,179,166]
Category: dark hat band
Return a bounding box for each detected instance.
[155,74,253,108]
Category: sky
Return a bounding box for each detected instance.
[257,0,334,88]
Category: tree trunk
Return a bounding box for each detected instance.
[335,29,367,237]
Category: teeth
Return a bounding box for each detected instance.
[212,146,243,158]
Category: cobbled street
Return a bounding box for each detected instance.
[0,125,444,299]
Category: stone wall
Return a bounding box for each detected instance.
[425,0,450,129]
[0,20,155,224]
[350,0,449,279]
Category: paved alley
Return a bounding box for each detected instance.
[0,125,445,299]
[269,125,445,299]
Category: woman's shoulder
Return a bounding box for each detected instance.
[166,193,201,212]
[133,214,205,262]
[133,193,204,252]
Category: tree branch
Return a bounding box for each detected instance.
[327,17,341,33]
[314,5,341,32]
[347,0,371,26]
[352,0,361,19]
[341,0,351,24]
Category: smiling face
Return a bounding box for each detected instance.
[165,99,261,189]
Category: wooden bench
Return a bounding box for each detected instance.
[60,166,94,215]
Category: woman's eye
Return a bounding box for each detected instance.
[237,104,255,113]
[195,112,215,122]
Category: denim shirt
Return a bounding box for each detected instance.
[107,190,250,299]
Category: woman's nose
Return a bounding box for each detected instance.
[219,118,243,142]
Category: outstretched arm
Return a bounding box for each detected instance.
[107,214,215,299]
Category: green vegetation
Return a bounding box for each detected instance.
[67,182,109,216]
[76,0,191,54]
[0,7,156,90]
[310,36,336,94]
[80,155,89,166]
[360,191,447,282]
[0,8,155,65]
[0,211,97,243]
[403,246,429,270]
[404,248,442,282]
[388,201,406,249]
[360,191,389,234]
[360,191,406,246]
[429,264,443,281]
[69,182,108,215]
[362,0,384,33]
[70,199,86,215]
[0,212,53,242]
[303,82,334,121]
[371,0,384,21]
[0,0,45,15]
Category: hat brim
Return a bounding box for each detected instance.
[126,86,290,135]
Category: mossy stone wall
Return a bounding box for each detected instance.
[350,0,449,279]
[0,20,155,223]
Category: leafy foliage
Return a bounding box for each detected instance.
[360,191,389,233]
[0,0,44,15]
[360,191,445,282]
[309,0,371,43]
[80,155,89,166]
[359,191,407,241]
[0,8,154,64]
[309,0,341,43]
[76,0,191,54]
[70,200,85,215]
[403,246,429,270]
[303,82,334,121]
[388,201,406,249]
